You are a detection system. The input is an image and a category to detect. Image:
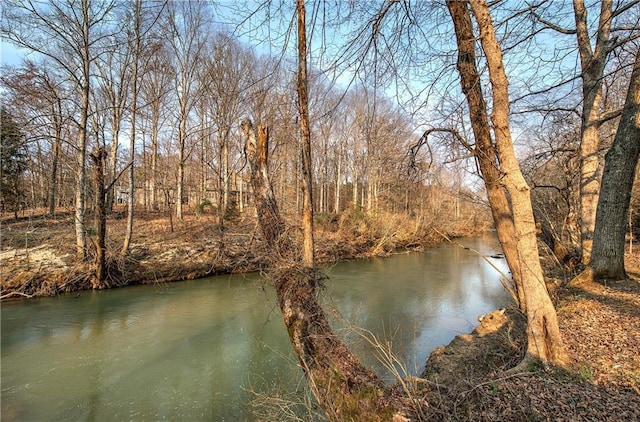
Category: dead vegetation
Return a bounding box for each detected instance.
[2,208,638,420]
[0,206,459,299]
[249,255,640,421]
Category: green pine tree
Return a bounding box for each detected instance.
[1,107,28,219]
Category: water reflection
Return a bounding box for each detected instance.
[1,235,510,420]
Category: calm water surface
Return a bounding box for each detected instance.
[1,235,510,421]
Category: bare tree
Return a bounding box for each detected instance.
[89,147,107,287]
[527,0,639,263]
[164,0,209,220]
[94,25,131,215]
[2,0,119,259]
[446,0,569,366]
[199,33,252,226]
[139,42,174,212]
[585,48,640,281]
[0,64,71,216]
[121,0,153,256]
[574,0,626,263]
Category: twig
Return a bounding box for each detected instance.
[464,371,533,395]
[1,291,34,299]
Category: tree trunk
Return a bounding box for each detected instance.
[223,132,230,214]
[335,143,341,213]
[447,0,525,311]
[469,0,569,366]
[74,0,91,260]
[106,108,121,214]
[588,49,640,280]
[296,0,315,267]
[241,119,396,420]
[447,0,569,366]
[121,0,141,256]
[177,93,187,221]
[150,108,159,211]
[574,0,613,264]
[217,134,225,228]
[90,148,107,288]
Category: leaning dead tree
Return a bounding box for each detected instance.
[241,119,403,421]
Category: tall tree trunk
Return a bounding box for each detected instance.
[75,115,87,260]
[587,50,640,280]
[121,0,141,256]
[150,108,159,211]
[241,119,394,420]
[469,0,568,366]
[90,148,107,288]
[447,0,525,311]
[574,0,613,264]
[177,158,184,220]
[296,0,315,267]
[223,131,230,214]
[75,0,91,260]
[335,143,341,213]
[177,94,187,221]
[217,134,225,227]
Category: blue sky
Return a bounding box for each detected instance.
[1,41,28,67]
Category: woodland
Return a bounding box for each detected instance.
[1,0,640,420]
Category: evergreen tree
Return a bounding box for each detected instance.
[0,107,28,219]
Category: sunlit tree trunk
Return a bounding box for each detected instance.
[469,0,568,366]
[574,0,613,264]
[447,0,525,311]
[297,0,315,267]
[448,0,569,366]
[121,0,142,256]
[74,0,92,260]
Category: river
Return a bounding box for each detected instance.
[1,235,510,421]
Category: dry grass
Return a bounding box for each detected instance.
[2,207,475,298]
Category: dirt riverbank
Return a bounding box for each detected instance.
[1,208,460,299]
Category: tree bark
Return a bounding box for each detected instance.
[447,0,569,366]
[241,119,395,421]
[574,0,613,264]
[150,103,159,211]
[74,0,91,261]
[177,93,186,221]
[121,0,141,256]
[470,0,568,366]
[447,0,525,312]
[296,0,315,268]
[587,50,640,280]
[90,147,107,288]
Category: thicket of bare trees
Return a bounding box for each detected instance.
[2,0,639,418]
[1,1,478,263]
